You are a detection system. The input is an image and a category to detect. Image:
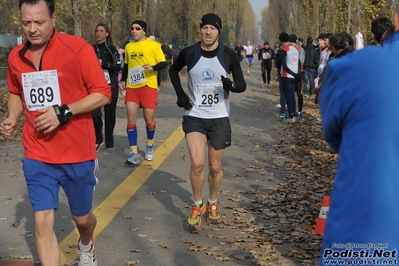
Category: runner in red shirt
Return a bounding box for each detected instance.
[0,1,111,265]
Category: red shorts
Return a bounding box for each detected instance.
[125,85,158,109]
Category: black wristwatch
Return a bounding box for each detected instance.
[53,104,73,125]
[232,82,236,90]
[64,106,73,120]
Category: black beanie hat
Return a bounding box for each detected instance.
[264,41,269,46]
[132,20,147,32]
[289,34,297,43]
[279,32,289,42]
[200,13,222,33]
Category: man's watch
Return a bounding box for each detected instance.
[53,104,73,125]
[232,82,236,90]
[64,106,73,120]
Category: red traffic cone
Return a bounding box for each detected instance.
[312,196,330,236]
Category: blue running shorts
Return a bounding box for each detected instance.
[22,158,98,216]
[246,56,254,64]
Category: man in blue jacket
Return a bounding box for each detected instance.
[318,6,399,266]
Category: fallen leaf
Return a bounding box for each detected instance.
[124,260,139,265]
[9,254,33,260]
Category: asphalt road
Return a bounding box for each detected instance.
[0,61,301,266]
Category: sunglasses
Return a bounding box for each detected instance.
[131,27,142,31]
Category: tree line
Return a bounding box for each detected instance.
[261,0,397,46]
[0,0,259,48]
[0,0,396,50]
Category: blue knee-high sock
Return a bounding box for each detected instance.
[146,122,156,145]
[127,124,138,149]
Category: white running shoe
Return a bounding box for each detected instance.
[78,237,97,266]
[125,151,141,166]
[283,117,296,123]
[145,145,154,161]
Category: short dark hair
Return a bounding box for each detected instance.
[371,17,393,44]
[340,32,354,47]
[306,37,313,44]
[329,33,348,50]
[19,0,55,16]
[324,32,333,39]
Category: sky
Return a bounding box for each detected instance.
[249,0,269,21]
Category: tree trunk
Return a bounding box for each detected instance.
[347,0,351,33]
[72,0,82,36]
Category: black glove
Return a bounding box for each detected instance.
[221,75,233,91]
[176,92,193,110]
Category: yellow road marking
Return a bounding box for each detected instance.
[60,125,185,265]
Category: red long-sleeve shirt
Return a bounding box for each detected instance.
[7,30,111,163]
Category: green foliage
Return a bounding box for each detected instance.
[335,0,349,33]
[263,0,397,46]
[4,0,398,51]
[0,68,6,79]
[0,0,258,48]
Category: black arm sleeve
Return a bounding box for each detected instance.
[257,49,262,61]
[279,50,297,77]
[225,47,246,93]
[153,61,166,71]
[121,64,128,83]
[169,48,191,96]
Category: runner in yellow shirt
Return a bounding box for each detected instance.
[119,20,166,165]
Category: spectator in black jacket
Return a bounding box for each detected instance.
[92,23,122,151]
[234,42,245,62]
[258,41,274,88]
[302,37,319,98]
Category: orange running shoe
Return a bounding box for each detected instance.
[187,202,207,229]
[206,202,222,224]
